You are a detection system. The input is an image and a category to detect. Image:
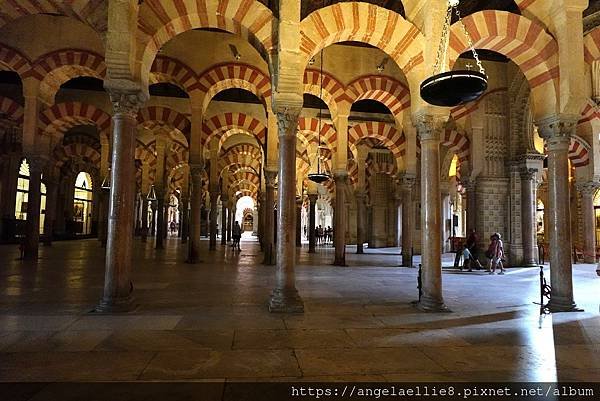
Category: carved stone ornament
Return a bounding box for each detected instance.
[189,163,204,177]
[536,114,578,141]
[520,168,538,182]
[108,87,147,118]
[276,108,302,137]
[264,168,278,187]
[576,181,600,197]
[414,114,447,142]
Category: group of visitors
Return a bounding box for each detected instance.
[316,225,333,246]
[457,229,505,274]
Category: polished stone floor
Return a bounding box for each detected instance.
[0,235,599,383]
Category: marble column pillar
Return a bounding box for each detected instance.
[209,191,218,251]
[308,193,317,253]
[180,197,189,244]
[415,115,448,312]
[578,182,599,263]
[221,199,227,245]
[43,178,58,246]
[538,116,580,312]
[98,184,109,246]
[96,88,144,312]
[23,156,46,260]
[187,165,203,263]
[400,175,416,267]
[333,173,348,266]
[227,206,233,242]
[521,168,539,266]
[0,153,20,241]
[263,169,277,265]
[155,190,165,249]
[140,196,149,243]
[355,189,366,254]
[296,196,302,247]
[269,110,303,313]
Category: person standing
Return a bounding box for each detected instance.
[486,233,505,274]
[232,221,242,251]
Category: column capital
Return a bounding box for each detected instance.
[308,193,319,203]
[26,154,49,173]
[576,180,600,197]
[295,195,303,205]
[536,114,579,142]
[189,163,205,177]
[413,114,447,142]
[264,168,278,187]
[276,108,302,137]
[520,168,539,182]
[333,171,348,184]
[397,173,416,191]
[106,81,147,118]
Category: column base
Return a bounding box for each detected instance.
[332,258,346,267]
[415,295,451,313]
[547,296,583,313]
[268,288,304,313]
[584,257,597,264]
[94,295,137,313]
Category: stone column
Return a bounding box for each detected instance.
[538,116,580,312]
[96,88,144,312]
[269,110,303,312]
[155,189,165,249]
[0,153,20,241]
[98,181,109,246]
[180,196,189,244]
[187,165,203,263]
[333,173,348,265]
[221,198,227,245]
[23,156,46,260]
[415,115,448,312]
[140,196,148,243]
[399,174,416,267]
[227,205,233,242]
[42,177,58,246]
[578,182,599,263]
[521,168,540,266]
[296,196,302,247]
[263,169,277,265]
[308,193,318,253]
[209,190,218,250]
[355,189,366,254]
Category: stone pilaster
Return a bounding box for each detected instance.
[333,172,348,266]
[415,114,448,312]
[23,155,47,261]
[520,168,540,266]
[96,85,146,313]
[187,164,204,263]
[537,115,581,312]
[263,168,277,265]
[269,109,303,313]
[576,181,600,263]
[399,174,416,267]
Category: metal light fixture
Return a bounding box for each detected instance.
[308,33,331,185]
[101,169,111,190]
[420,0,487,107]
[146,185,157,201]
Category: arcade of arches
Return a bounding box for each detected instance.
[1,0,600,386]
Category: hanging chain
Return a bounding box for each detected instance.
[454,7,486,75]
[433,5,453,75]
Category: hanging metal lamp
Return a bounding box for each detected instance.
[146,184,157,201]
[420,0,487,107]
[308,44,331,184]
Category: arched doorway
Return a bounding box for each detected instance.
[594,191,600,248]
[15,158,46,235]
[73,172,93,235]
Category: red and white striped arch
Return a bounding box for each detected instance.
[26,49,107,104]
[230,170,260,188]
[137,0,276,83]
[584,26,600,64]
[346,75,410,117]
[135,142,157,167]
[442,128,470,164]
[219,143,262,174]
[449,11,558,118]
[348,121,405,168]
[198,63,272,113]
[138,106,191,143]
[150,56,199,95]
[166,150,189,171]
[0,96,24,123]
[299,3,425,78]
[0,44,31,77]
[39,102,111,139]
[303,69,347,117]
[0,1,107,33]
[297,117,337,153]
[202,112,266,150]
[53,142,101,168]
[569,135,591,168]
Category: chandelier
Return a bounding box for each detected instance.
[420,0,487,107]
[307,41,332,184]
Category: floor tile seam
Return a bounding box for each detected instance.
[291,348,305,378]
[136,351,160,381]
[411,346,452,373]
